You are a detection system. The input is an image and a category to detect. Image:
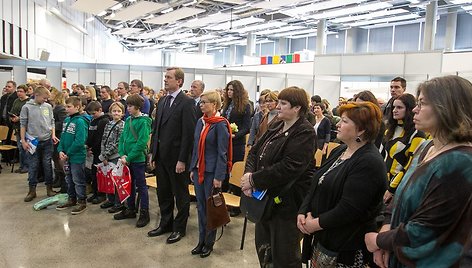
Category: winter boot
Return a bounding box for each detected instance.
[136,209,150,228]
[46,185,57,197]
[71,199,87,215]
[24,186,37,202]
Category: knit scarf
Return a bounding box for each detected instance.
[198,113,233,184]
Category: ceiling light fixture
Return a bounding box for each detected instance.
[111,3,123,11]
[144,14,155,20]
[110,12,116,18]
[161,7,174,14]
[97,10,107,17]
[183,0,197,7]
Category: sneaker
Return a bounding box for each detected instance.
[100,201,114,209]
[92,195,106,205]
[71,201,87,215]
[56,198,77,211]
[114,208,136,220]
[86,194,97,203]
[108,205,125,214]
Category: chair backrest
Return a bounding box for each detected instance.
[0,126,10,141]
[314,149,323,168]
[327,142,340,158]
[229,161,245,187]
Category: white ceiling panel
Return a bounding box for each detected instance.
[252,0,308,10]
[136,28,179,39]
[348,13,420,27]
[213,0,247,4]
[104,1,168,21]
[205,17,264,31]
[282,0,366,16]
[254,25,306,36]
[180,12,232,28]
[157,32,195,41]
[233,21,286,33]
[112,28,143,35]
[72,0,117,15]
[310,2,392,20]
[330,9,408,24]
[146,7,205,25]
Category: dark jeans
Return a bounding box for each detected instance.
[16,132,28,170]
[27,139,53,187]
[65,162,86,200]
[193,169,217,246]
[127,162,148,210]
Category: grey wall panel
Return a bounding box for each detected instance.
[46,66,62,89]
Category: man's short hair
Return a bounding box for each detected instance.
[391,76,407,89]
[130,79,143,90]
[166,67,185,87]
[86,101,102,113]
[34,86,50,96]
[119,81,129,91]
[6,80,17,88]
[193,80,205,91]
[101,85,113,95]
[126,94,144,109]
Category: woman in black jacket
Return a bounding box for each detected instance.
[50,89,68,192]
[241,86,317,268]
[312,102,331,154]
[298,101,386,267]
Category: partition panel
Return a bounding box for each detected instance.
[314,75,341,106]
[78,68,96,85]
[201,74,226,91]
[13,65,27,84]
[287,74,314,96]
[65,69,78,86]
[110,69,129,88]
[96,69,111,86]
[231,75,257,101]
[259,76,286,92]
[142,71,161,91]
[46,67,62,88]
[0,70,13,84]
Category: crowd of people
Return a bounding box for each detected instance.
[0,72,471,267]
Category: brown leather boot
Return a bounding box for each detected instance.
[24,186,37,202]
[46,185,56,197]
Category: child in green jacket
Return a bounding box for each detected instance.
[56,97,89,215]
[114,94,152,228]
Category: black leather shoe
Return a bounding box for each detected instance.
[108,205,124,213]
[200,246,213,258]
[229,209,241,217]
[147,227,171,237]
[100,201,114,209]
[166,232,185,244]
[191,243,204,255]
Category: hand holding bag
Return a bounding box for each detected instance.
[206,188,231,230]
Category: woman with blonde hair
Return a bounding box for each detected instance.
[365,75,472,268]
[50,88,68,192]
[84,86,97,103]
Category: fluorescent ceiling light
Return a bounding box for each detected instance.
[158,32,194,41]
[109,12,116,18]
[161,7,174,14]
[144,14,154,19]
[58,0,65,2]
[183,0,197,7]
[205,17,265,31]
[105,2,168,21]
[136,28,178,39]
[311,2,392,20]
[204,36,240,44]
[271,28,315,38]
[348,13,420,27]
[213,0,247,4]
[183,34,218,43]
[282,0,366,16]
[252,0,308,10]
[330,8,408,23]
[111,3,123,11]
[451,0,471,4]
[253,25,306,36]
[362,18,424,29]
[233,21,286,33]
[97,10,107,16]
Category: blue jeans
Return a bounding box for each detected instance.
[127,162,148,210]
[16,132,28,170]
[27,139,53,187]
[193,169,217,246]
[65,162,86,200]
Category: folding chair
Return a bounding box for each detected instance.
[0,126,18,173]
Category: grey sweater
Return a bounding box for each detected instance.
[20,100,55,141]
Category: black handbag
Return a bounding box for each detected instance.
[206,188,231,230]
[240,179,298,223]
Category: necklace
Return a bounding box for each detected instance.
[318,152,347,185]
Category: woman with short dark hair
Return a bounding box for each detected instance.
[241,86,317,267]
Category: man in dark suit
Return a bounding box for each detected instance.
[148,67,197,244]
[190,80,204,119]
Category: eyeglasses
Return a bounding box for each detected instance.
[416,100,427,111]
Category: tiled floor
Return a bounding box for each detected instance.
[0,168,258,268]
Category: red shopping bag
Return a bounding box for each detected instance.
[111,162,131,203]
[96,163,115,194]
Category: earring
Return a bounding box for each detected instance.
[356,136,362,143]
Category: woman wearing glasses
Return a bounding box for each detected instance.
[365,75,472,268]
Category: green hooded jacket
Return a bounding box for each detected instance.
[57,113,90,164]
[118,114,151,163]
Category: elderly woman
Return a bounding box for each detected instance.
[382,93,425,204]
[189,90,232,258]
[241,86,317,267]
[365,75,472,268]
[298,101,387,267]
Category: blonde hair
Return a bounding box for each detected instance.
[201,90,222,111]
[109,101,125,114]
[50,88,65,106]
[85,86,97,101]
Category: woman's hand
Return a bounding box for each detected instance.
[303,212,321,234]
[383,190,393,204]
[190,171,194,182]
[120,156,127,166]
[213,179,222,188]
[373,250,389,268]
[297,214,310,234]
[364,232,380,252]
[240,173,253,192]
